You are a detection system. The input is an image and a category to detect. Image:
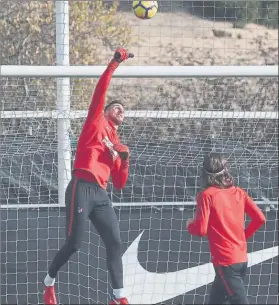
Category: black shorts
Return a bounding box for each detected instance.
[209,262,249,304]
[48,177,123,288]
[65,177,121,250]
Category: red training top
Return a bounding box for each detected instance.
[188,186,266,266]
[73,63,129,190]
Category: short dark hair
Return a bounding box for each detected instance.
[201,152,234,189]
[104,100,124,112]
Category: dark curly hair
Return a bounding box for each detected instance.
[201,152,234,189]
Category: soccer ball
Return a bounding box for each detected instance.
[132,1,158,20]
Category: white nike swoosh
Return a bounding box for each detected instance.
[123,231,278,304]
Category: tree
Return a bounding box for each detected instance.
[185,1,278,28]
[0,0,132,136]
[0,0,132,112]
[259,1,278,28]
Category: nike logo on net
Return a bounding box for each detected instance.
[122,231,278,304]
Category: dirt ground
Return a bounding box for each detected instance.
[110,12,278,66]
[93,12,278,113]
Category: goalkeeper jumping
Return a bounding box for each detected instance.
[43,49,133,305]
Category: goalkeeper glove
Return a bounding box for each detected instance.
[109,48,134,71]
[114,48,134,63]
[113,144,130,161]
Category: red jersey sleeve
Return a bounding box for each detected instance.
[188,192,211,236]
[111,159,129,189]
[244,191,266,239]
[83,63,118,130]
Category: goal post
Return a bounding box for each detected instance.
[55,0,71,209]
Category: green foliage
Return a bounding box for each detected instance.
[187,1,278,28]
[70,1,132,65]
[0,2,55,65]
[0,0,132,114]
[0,0,132,66]
[258,1,279,29]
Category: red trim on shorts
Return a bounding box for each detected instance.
[68,179,77,236]
[217,266,233,296]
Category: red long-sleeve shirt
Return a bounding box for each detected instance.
[73,63,129,190]
[188,186,266,266]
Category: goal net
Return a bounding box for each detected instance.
[1,74,278,304]
[1,1,278,305]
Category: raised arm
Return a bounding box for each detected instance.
[83,49,134,127]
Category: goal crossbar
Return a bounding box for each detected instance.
[1,200,278,209]
[1,110,278,119]
[1,65,278,77]
[1,65,277,210]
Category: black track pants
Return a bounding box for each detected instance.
[208,262,249,305]
[48,178,123,289]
